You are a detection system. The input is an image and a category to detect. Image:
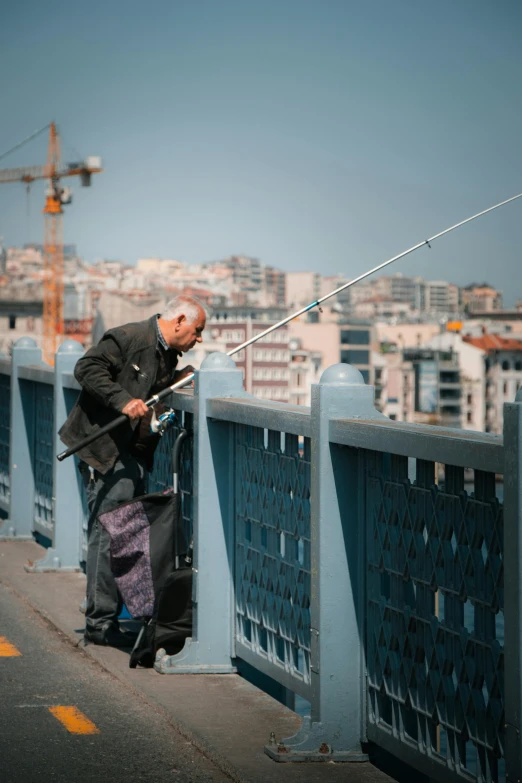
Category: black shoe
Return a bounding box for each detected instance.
[84,623,137,648]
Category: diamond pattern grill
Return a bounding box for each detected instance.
[0,373,10,506]
[366,452,504,782]
[235,424,311,692]
[33,382,54,535]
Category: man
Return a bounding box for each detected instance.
[59,295,206,647]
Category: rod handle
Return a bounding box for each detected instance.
[56,413,128,461]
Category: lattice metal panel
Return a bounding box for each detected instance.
[148,410,193,544]
[33,382,54,536]
[235,424,311,697]
[0,374,10,506]
[366,452,504,783]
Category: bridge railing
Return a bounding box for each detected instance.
[330,417,505,782]
[1,338,520,782]
[0,356,11,512]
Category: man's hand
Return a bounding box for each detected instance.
[122,398,149,420]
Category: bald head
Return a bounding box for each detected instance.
[158,296,206,352]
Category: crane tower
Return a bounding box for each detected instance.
[0,122,102,364]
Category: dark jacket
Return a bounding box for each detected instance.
[59,316,182,474]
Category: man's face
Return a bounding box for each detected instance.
[171,310,206,352]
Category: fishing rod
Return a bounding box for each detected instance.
[56,191,522,462]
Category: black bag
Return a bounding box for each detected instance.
[128,430,193,669]
[129,551,192,668]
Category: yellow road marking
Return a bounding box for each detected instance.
[48,706,100,735]
[0,637,22,657]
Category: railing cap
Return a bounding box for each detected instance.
[201,352,236,370]
[320,362,364,386]
[14,336,38,349]
[57,339,84,355]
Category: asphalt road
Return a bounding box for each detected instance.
[0,583,231,783]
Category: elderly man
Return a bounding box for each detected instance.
[59,296,206,647]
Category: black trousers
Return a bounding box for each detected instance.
[80,456,146,631]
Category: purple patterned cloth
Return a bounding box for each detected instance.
[99,499,155,618]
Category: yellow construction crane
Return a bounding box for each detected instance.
[0,122,102,364]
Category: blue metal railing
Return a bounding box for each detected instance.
[2,338,520,781]
[234,424,311,699]
[0,365,11,511]
[32,381,54,538]
[330,418,505,782]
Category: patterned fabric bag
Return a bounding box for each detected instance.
[98,490,186,619]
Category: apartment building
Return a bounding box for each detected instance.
[461,284,503,314]
[207,305,291,400]
[339,319,373,384]
[288,338,322,407]
[285,272,322,308]
[463,332,522,433]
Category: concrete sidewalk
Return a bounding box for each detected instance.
[0,540,399,783]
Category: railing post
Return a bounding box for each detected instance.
[27,340,84,571]
[155,352,245,673]
[503,387,522,782]
[267,363,385,761]
[0,337,42,541]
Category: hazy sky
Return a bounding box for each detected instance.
[1,0,521,303]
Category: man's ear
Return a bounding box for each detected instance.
[174,314,186,330]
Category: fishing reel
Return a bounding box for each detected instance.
[150,407,177,436]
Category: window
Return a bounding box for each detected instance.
[467,411,472,423]
[502,360,510,371]
[467,394,472,405]
[340,350,369,365]
[9,315,16,330]
[222,329,245,342]
[516,361,522,371]
[504,382,509,396]
[340,329,370,345]
[389,413,397,421]
[360,369,370,383]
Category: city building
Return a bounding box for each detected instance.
[288,338,322,407]
[353,297,412,320]
[204,305,291,400]
[375,322,441,350]
[463,332,522,433]
[461,283,503,314]
[372,274,420,308]
[424,332,486,431]
[285,271,321,309]
[339,319,373,384]
[288,322,340,370]
[422,281,459,315]
[0,239,6,276]
[373,351,415,422]
[263,266,286,307]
